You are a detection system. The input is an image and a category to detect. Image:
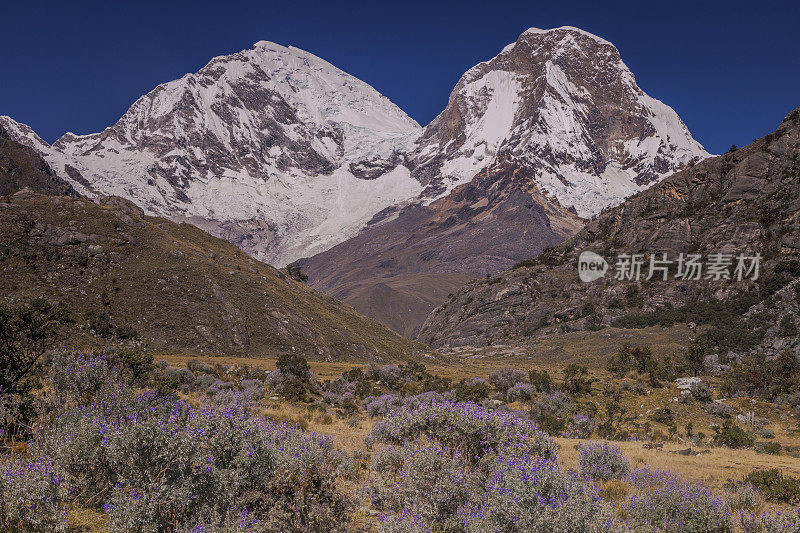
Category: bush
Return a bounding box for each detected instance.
[370,443,615,533]
[623,468,732,532]
[367,400,557,466]
[35,373,351,531]
[506,382,534,403]
[367,442,477,532]
[454,378,491,403]
[712,419,755,449]
[705,401,738,419]
[724,480,761,512]
[48,351,111,402]
[0,300,70,438]
[690,381,713,402]
[529,369,553,392]
[651,407,674,425]
[744,469,800,504]
[756,441,782,455]
[275,352,310,380]
[487,368,526,393]
[463,454,614,533]
[757,507,800,533]
[578,441,630,481]
[565,414,596,439]
[362,394,403,417]
[0,457,70,532]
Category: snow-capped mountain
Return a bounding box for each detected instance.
[408,26,710,217]
[1,41,422,266]
[2,27,709,270]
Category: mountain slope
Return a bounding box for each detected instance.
[0,190,421,360]
[303,26,707,336]
[419,107,800,362]
[0,41,422,266]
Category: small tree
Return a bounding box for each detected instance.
[0,299,70,395]
[529,369,552,392]
[684,339,707,377]
[276,352,311,380]
[118,347,154,386]
[607,345,633,378]
[631,346,653,374]
[563,364,591,395]
[285,262,308,283]
[772,350,799,397]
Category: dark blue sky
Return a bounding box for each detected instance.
[2,0,798,154]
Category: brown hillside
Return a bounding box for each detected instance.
[0,191,421,360]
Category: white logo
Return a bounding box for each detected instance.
[578,251,608,282]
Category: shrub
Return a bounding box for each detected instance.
[623,468,732,532]
[651,407,674,425]
[757,507,800,533]
[36,374,351,531]
[362,394,403,417]
[563,363,592,394]
[117,348,154,385]
[705,401,738,419]
[578,441,630,481]
[275,352,310,380]
[535,390,576,419]
[565,414,596,439]
[367,442,477,532]
[462,454,615,533]
[607,345,633,378]
[529,369,553,392]
[375,364,403,389]
[759,427,776,439]
[454,378,491,403]
[755,441,782,455]
[712,419,755,449]
[690,381,713,402]
[367,400,556,466]
[48,351,112,402]
[506,382,534,403]
[744,469,800,504]
[724,480,761,512]
[487,368,526,393]
[0,299,70,395]
[0,457,70,532]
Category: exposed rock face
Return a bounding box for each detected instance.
[0,41,422,266]
[302,26,708,336]
[0,124,77,197]
[419,107,800,359]
[408,27,709,216]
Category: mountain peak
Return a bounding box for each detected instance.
[521,26,615,47]
[500,26,616,54]
[409,25,709,216]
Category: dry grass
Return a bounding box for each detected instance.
[258,400,373,452]
[556,437,800,492]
